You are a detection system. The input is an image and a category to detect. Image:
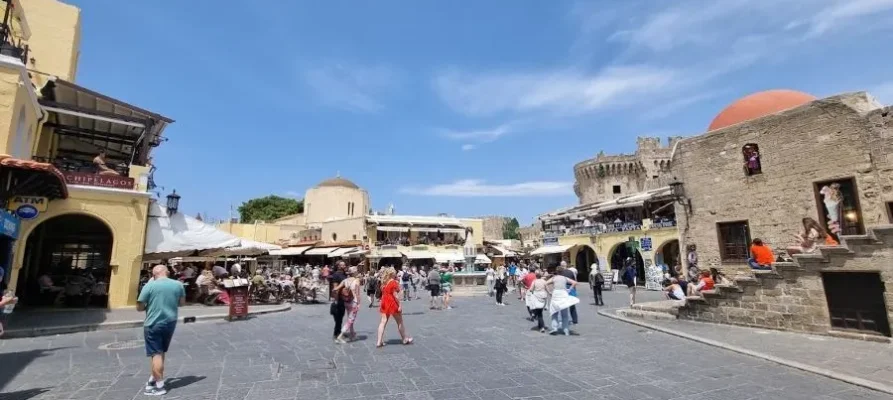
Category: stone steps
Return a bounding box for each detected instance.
[617,308,678,321]
[631,300,682,315]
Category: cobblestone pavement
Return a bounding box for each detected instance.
[0,287,888,400]
[609,315,893,390]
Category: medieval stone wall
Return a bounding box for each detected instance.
[679,226,893,338]
[671,92,893,275]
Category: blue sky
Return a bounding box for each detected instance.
[67,0,893,225]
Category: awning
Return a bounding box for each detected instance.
[269,246,311,256]
[344,249,368,257]
[434,252,465,263]
[304,247,337,256]
[475,254,492,264]
[411,227,466,234]
[529,244,575,255]
[404,251,435,260]
[491,245,517,257]
[375,226,410,232]
[39,77,174,172]
[539,186,672,222]
[369,248,403,259]
[200,239,281,257]
[144,202,242,258]
[327,247,360,258]
[0,155,68,199]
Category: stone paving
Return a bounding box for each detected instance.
[0,286,889,400]
[607,315,893,391]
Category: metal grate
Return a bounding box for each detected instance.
[98,340,144,350]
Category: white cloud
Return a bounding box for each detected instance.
[303,63,398,113]
[442,123,513,143]
[605,0,893,54]
[285,191,303,198]
[433,66,677,117]
[460,144,477,151]
[400,179,573,197]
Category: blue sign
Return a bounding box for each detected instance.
[15,204,38,220]
[543,236,559,246]
[0,211,19,239]
[640,237,653,252]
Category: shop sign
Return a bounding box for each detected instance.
[0,211,19,239]
[14,204,38,220]
[8,196,48,212]
[640,237,653,251]
[62,171,135,189]
[543,236,559,246]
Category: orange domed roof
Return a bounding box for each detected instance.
[708,90,817,131]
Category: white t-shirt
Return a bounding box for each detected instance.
[671,285,685,299]
[569,267,578,279]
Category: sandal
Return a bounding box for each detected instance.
[402,338,414,345]
[376,343,385,348]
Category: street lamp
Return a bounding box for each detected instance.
[668,177,691,215]
[166,190,181,215]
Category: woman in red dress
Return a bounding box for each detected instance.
[375,267,413,347]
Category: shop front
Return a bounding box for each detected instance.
[0,211,19,292]
[14,186,151,309]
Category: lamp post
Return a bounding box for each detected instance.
[668,177,690,215]
[166,190,181,216]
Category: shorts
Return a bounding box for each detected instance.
[428,284,441,297]
[144,321,176,357]
[442,285,452,294]
[401,282,410,290]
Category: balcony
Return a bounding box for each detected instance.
[544,218,676,238]
[0,0,30,65]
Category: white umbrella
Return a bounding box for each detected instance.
[144,202,242,258]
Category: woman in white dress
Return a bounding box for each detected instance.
[525,271,548,332]
[484,266,495,297]
[545,266,579,336]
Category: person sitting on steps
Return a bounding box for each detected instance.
[748,238,775,270]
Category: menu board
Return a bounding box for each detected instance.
[228,286,249,319]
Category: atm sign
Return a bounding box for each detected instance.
[8,196,48,212]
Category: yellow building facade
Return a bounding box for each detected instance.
[0,0,174,309]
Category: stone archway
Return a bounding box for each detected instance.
[608,241,645,285]
[17,214,114,308]
[656,239,681,273]
[574,245,596,283]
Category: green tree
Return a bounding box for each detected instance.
[503,217,520,240]
[238,195,303,223]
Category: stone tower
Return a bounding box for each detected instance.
[572,136,679,204]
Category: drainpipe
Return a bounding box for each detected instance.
[32,102,48,158]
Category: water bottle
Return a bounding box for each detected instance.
[2,290,16,314]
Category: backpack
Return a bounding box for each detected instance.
[339,279,354,302]
[402,272,411,282]
[595,272,605,284]
[621,266,634,283]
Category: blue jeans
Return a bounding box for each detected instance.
[748,258,772,270]
[550,308,571,334]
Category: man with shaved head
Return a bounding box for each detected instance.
[137,264,186,396]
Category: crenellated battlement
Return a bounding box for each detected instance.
[572,136,680,204]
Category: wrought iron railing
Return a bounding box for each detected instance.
[0,0,28,65]
[32,156,130,176]
[544,218,677,238]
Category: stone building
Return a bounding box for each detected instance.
[621,89,893,340]
[573,136,681,205]
[479,216,508,240]
[518,224,542,250]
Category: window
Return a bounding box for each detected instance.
[822,272,891,337]
[716,221,751,263]
[613,185,621,194]
[352,234,357,240]
[742,144,761,176]
[814,177,864,239]
[887,202,893,224]
[332,233,337,241]
[347,202,351,215]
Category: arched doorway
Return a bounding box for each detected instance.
[657,239,681,274]
[17,214,113,308]
[574,246,596,283]
[609,242,645,286]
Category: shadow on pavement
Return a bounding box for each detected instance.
[165,375,206,391]
[0,347,71,391]
[0,387,50,400]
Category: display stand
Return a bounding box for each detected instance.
[224,278,250,321]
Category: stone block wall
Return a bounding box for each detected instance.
[679,226,893,337]
[671,92,893,275]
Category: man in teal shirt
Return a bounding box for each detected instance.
[137,265,185,396]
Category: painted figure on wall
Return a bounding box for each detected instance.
[819,183,843,235]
